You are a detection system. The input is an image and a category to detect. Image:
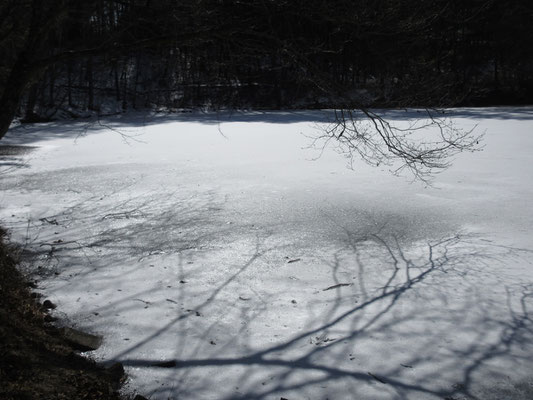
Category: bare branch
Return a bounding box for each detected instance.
[313,109,483,183]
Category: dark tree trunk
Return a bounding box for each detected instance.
[0,0,68,140]
[24,84,39,122]
[48,66,56,107]
[114,61,121,102]
[121,63,128,110]
[68,61,73,107]
[0,53,42,140]
[87,57,95,111]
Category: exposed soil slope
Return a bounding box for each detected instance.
[0,228,124,400]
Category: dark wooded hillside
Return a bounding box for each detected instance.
[1,0,532,137]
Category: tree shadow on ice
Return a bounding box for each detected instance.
[2,110,333,146]
[4,106,533,147]
[0,144,36,174]
[12,182,533,399]
[18,186,292,341]
[109,225,533,400]
[21,189,225,268]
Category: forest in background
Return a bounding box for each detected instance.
[1,0,532,130]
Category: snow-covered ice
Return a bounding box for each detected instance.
[1,108,532,399]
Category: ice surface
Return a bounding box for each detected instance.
[1,109,532,399]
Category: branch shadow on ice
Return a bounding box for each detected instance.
[19,186,228,280]
[104,225,532,399]
[14,182,533,399]
[0,145,35,174]
[3,110,333,146]
[4,106,533,146]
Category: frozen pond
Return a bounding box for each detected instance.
[1,109,532,399]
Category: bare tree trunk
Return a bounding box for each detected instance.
[87,57,95,110]
[0,0,45,139]
[114,60,121,102]
[121,63,128,110]
[0,53,41,139]
[48,66,56,107]
[24,83,39,122]
[494,56,499,88]
[133,56,140,109]
[0,0,71,139]
[67,61,73,107]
